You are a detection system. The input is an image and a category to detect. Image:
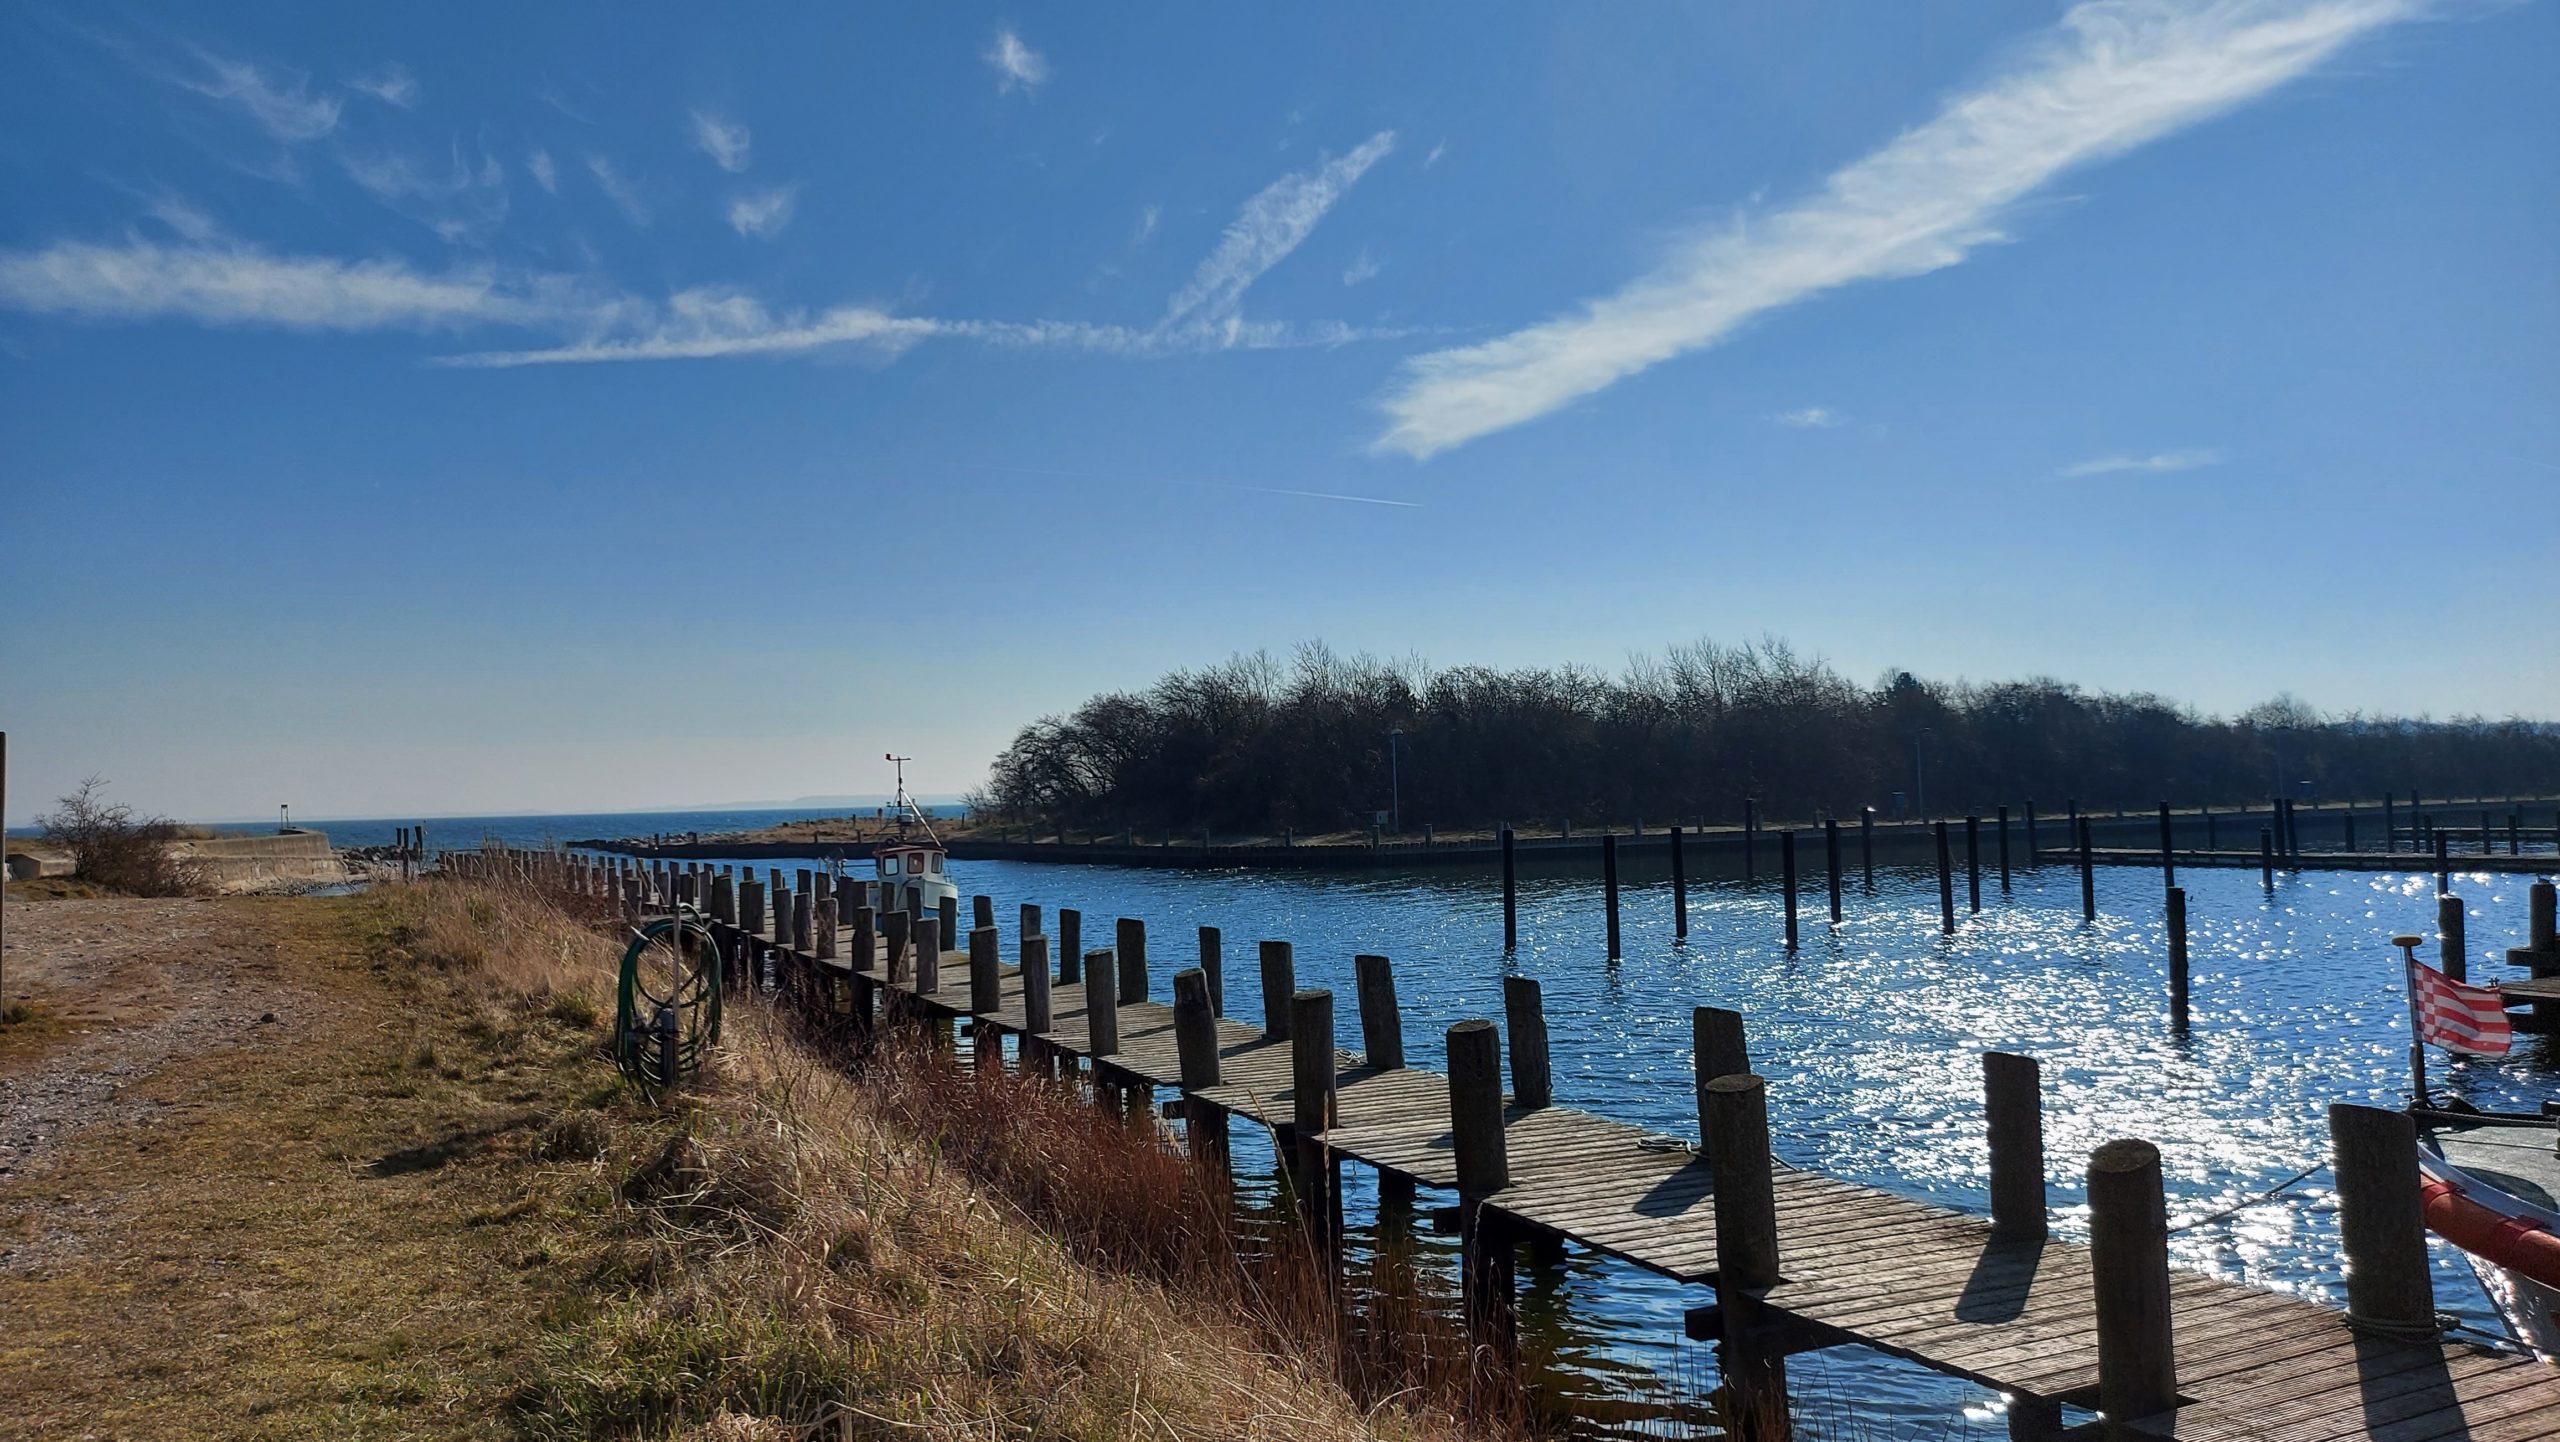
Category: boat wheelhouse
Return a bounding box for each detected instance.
[874,840,958,918]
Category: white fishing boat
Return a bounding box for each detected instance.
[873,753,958,919]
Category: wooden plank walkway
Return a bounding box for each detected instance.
[708,907,2560,1440]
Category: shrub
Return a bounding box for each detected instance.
[36,776,199,896]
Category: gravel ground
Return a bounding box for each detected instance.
[0,894,329,1272]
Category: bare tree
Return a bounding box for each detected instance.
[38,776,199,896]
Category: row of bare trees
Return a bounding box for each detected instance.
[973,641,2560,835]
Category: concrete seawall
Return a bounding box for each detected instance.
[169,829,343,892]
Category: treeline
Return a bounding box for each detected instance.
[973,641,2560,835]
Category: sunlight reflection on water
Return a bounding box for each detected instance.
[789,850,2554,1434]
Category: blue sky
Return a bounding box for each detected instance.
[2,2,2553,822]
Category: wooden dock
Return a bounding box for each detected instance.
[465,850,2560,1438]
[2050,847,2555,876]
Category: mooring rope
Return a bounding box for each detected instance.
[2166,1158,2327,1234]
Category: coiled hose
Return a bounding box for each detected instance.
[614,909,723,1095]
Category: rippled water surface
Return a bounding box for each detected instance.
[916,851,2558,1434]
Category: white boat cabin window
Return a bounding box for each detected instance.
[908,853,925,874]
[927,855,943,875]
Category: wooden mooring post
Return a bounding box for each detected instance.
[2260,828,2276,890]
[969,926,1001,1071]
[1671,825,1689,940]
[1965,814,1982,914]
[1996,805,2012,892]
[2328,1103,2434,1335]
[1289,989,1340,1260]
[1172,968,1227,1172]
[2437,892,2467,983]
[2089,1138,2177,1431]
[1860,807,1875,887]
[2167,886,2189,1026]
[1503,975,1551,1109]
[2434,833,2451,894]
[1501,826,1518,950]
[1259,940,1294,1036]
[1058,908,1082,983]
[1781,831,1799,950]
[1983,1053,2046,1241]
[1704,1073,1789,1442]
[1743,797,1758,882]
[1447,1018,1516,1352]
[1935,822,1956,935]
[1694,1006,1749,1131]
[1603,833,1622,960]
[1019,935,1051,1067]
[1355,954,1404,1068]
[1116,917,1147,1005]
[2078,818,2096,921]
[2158,801,2175,888]
[2025,799,2039,861]
[1824,819,1843,925]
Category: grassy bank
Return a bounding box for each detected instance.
[0,879,1534,1440]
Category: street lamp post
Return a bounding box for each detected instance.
[1388,728,1403,835]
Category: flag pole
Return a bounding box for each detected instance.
[2395,933,2427,1107]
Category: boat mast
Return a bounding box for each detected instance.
[884,752,941,844]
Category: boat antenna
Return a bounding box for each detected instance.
[884,753,940,844]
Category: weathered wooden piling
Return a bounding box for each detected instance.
[1116,917,1147,1004]
[1289,989,1338,1250]
[1704,1074,1788,1439]
[741,878,767,936]
[912,915,940,996]
[2167,887,2189,1023]
[1983,1053,2046,1241]
[2328,1103,2433,1333]
[882,907,910,984]
[1020,935,1051,1038]
[2437,892,2467,982]
[2434,832,2451,894]
[1781,831,1800,950]
[1743,797,1758,881]
[815,896,838,962]
[1020,901,1039,944]
[2260,828,2276,890]
[1603,833,1622,960]
[1997,805,2012,892]
[1085,950,1120,1056]
[2158,801,2175,888]
[791,891,814,958]
[2343,810,2356,851]
[1197,925,1223,1015]
[1447,1018,1515,1349]
[1354,954,1404,1068]
[1503,975,1551,1109]
[1671,825,1689,940]
[973,893,994,932]
[1058,908,1081,983]
[937,896,958,964]
[1259,940,1294,1037]
[1501,826,1518,950]
[2088,1138,2177,1427]
[1172,968,1227,1169]
[1693,1006,1749,1134]
[2079,817,2097,921]
[1935,822,1956,935]
[969,923,1001,1014]
[1824,819,1843,924]
[2383,793,2397,852]
[1861,807,1875,887]
[1965,814,1982,913]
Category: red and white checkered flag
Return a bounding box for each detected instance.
[2408,957,2512,1057]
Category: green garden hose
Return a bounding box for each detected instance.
[614,909,722,1095]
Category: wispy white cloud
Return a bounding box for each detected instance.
[536,81,595,126]
[689,108,751,172]
[526,148,558,194]
[339,144,510,244]
[1,134,1409,370]
[984,27,1049,95]
[1343,249,1383,287]
[0,237,601,333]
[139,192,222,244]
[159,45,344,143]
[1166,130,1394,325]
[1425,140,1447,168]
[348,63,420,109]
[1373,0,2419,459]
[2059,446,2223,476]
[1774,406,1841,428]
[726,184,801,239]
[1132,203,1161,245]
[586,156,650,226]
